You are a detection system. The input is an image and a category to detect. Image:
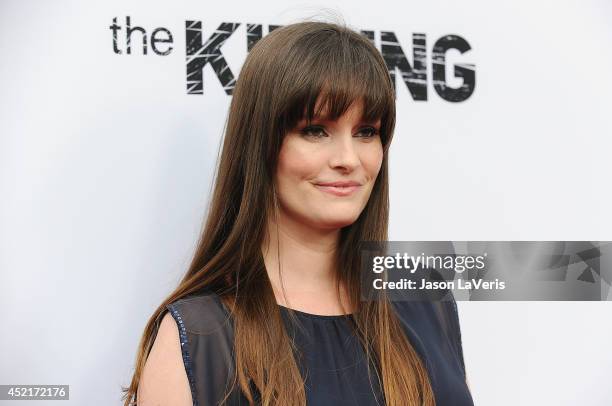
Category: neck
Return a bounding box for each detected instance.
[261,210,352,315]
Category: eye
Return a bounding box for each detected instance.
[300,125,327,138]
[356,126,380,138]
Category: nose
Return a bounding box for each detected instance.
[329,132,360,172]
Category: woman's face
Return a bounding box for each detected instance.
[275,99,384,230]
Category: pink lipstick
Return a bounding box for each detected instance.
[313,180,362,197]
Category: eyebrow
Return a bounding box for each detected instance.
[302,115,381,125]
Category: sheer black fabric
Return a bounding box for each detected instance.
[165,291,474,406]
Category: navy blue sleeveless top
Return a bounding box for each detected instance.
[165,291,474,405]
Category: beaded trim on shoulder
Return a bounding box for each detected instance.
[166,303,200,406]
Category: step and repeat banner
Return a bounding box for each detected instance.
[1,1,611,405]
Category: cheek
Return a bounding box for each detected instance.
[276,138,321,186]
[360,142,384,180]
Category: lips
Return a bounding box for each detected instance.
[315,180,362,187]
[313,180,362,196]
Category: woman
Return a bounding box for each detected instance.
[123,21,474,406]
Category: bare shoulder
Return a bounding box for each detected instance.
[137,312,193,406]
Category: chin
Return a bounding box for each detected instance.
[315,213,360,229]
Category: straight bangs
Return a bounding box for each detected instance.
[276,29,396,149]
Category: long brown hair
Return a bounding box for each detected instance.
[122,20,435,406]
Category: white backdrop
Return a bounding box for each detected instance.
[1,0,611,404]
